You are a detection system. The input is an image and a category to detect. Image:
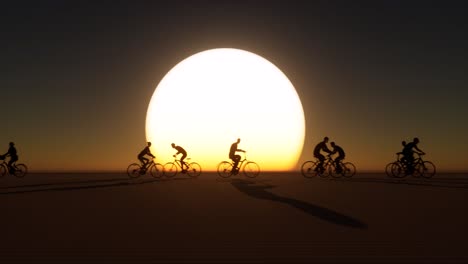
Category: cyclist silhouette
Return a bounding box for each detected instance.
[402,137,424,174]
[2,142,18,174]
[171,143,187,172]
[330,142,346,173]
[138,142,155,168]
[396,141,407,164]
[313,137,332,172]
[229,138,245,172]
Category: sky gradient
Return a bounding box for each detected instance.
[1,1,467,172]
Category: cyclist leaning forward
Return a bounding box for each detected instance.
[171,143,187,172]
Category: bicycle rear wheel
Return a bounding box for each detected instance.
[342,162,356,178]
[127,163,142,178]
[187,162,201,178]
[149,163,164,178]
[217,161,233,178]
[243,161,260,178]
[301,161,317,178]
[14,164,27,178]
[417,161,436,179]
[391,162,406,178]
[163,162,178,178]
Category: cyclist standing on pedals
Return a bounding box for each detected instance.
[229,138,245,173]
[330,142,346,174]
[171,143,187,173]
[402,137,425,174]
[313,137,333,173]
[138,142,155,169]
[1,142,19,174]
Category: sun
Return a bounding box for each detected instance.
[146,48,305,171]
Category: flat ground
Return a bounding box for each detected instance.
[1,172,467,263]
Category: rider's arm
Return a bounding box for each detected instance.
[236,149,245,153]
[414,146,424,154]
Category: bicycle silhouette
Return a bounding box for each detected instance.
[217,152,260,178]
[386,153,436,178]
[163,157,201,178]
[301,154,356,178]
[127,159,164,179]
[0,159,27,178]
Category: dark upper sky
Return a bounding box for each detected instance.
[1,1,467,171]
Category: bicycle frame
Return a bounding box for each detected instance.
[172,157,191,170]
[1,160,18,173]
[231,152,248,169]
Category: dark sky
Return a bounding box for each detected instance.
[1,1,467,171]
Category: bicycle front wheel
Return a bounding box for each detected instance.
[187,162,201,178]
[417,161,436,179]
[149,163,164,178]
[127,163,142,178]
[14,164,27,178]
[163,162,178,178]
[385,162,394,177]
[301,161,318,178]
[217,161,233,178]
[342,162,356,178]
[243,161,260,178]
[0,165,7,178]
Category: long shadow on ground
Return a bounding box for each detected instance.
[328,176,468,189]
[0,177,191,195]
[230,179,368,229]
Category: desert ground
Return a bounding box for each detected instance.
[1,171,467,263]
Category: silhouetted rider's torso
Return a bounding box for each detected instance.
[229,142,238,158]
[139,146,152,157]
[333,145,345,158]
[403,142,420,156]
[314,142,331,156]
[174,146,186,155]
[7,146,17,159]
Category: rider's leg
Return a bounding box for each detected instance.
[181,154,187,171]
[233,155,240,171]
[139,156,148,168]
[335,157,343,173]
[8,156,18,173]
[316,154,325,172]
[407,156,415,174]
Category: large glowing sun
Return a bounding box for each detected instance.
[146,48,305,171]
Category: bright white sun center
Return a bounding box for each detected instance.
[146,48,305,171]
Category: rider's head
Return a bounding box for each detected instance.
[171,143,175,148]
[9,142,14,146]
[330,142,336,147]
[324,137,329,143]
[402,141,406,146]
[237,138,241,143]
[413,137,420,144]
[147,142,151,147]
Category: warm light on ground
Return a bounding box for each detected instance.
[146,48,305,171]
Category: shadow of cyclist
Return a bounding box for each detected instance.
[231,179,367,229]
